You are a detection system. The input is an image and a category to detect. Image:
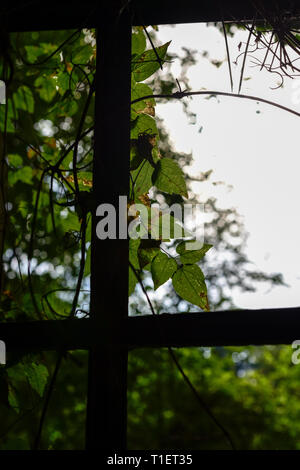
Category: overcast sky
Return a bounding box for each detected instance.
[151,22,300,310]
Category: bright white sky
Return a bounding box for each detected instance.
[153,23,300,310]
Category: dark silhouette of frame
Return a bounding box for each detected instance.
[2,0,300,450]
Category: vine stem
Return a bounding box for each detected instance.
[131,90,300,118]
[33,354,63,450]
[238,20,255,94]
[72,78,95,194]
[222,20,233,92]
[33,215,88,449]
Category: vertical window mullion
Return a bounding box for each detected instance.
[86,6,131,450]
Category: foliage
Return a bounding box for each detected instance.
[0,27,97,449]
[128,344,300,450]
[130,28,212,308]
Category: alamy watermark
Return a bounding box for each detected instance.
[0,81,5,105]
[95,196,206,249]
[0,340,6,365]
[291,340,300,365]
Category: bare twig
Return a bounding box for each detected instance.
[238,21,256,94]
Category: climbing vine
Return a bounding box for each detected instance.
[0,8,299,448]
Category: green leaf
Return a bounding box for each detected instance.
[24,45,44,62]
[151,251,177,290]
[129,267,137,296]
[58,95,78,116]
[0,100,17,132]
[35,76,57,102]
[176,242,213,264]
[138,239,161,270]
[152,158,188,198]
[84,245,91,276]
[129,239,140,295]
[129,238,140,270]
[132,30,146,56]
[9,166,33,185]
[56,71,70,95]
[13,86,34,113]
[24,362,49,397]
[7,154,23,167]
[131,81,155,113]
[130,160,154,199]
[133,41,171,82]
[61,210,80,232]
[86,216,92,243]
[146,208,187,240]
[130,144,143,170]
[72,44,93,64]
[172,264,209,311]
[8,384,20,413]
[130,112,158,139]
[72,171,93,190]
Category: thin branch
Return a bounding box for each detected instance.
[16,29,81,67]
[55,126,94,169]
[27,169,47,320]
[142,25,163,70]
[0,91,8,296]
[33,354,63,450]
[167,347,236,450]
[131,89,300,118]
[70,213,88,318]
[72,78,95,194]
[49,169,56,235]
[238,20,255,94]
[222,21,233,92]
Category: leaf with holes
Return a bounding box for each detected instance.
[130,112,158,139]
[172,264,209,311]
[152,158,188,198]
[131,80,155,113]
[151,251,177,290]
